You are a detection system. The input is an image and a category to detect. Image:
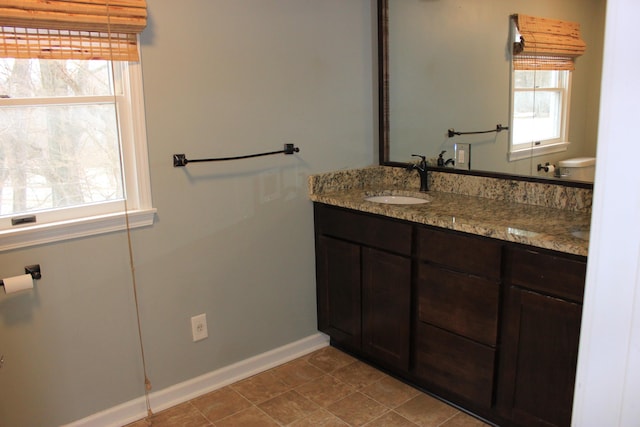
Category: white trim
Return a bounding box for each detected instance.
[62,333,329,427]
[572,0,640,424]
[0,208,156,252]
[508,140,569,161]
[0,95,118,106]
[119,59,153,212]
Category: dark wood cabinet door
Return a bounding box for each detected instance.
[316,235,361,350]
[362,247,411,370]
[498,286,582,427]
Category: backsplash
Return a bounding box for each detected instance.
[308,166,592,212]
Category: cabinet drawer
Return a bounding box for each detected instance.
[314,204,412,255]
[418,263,499,346]
[506,247,587,303]
[414,323,496,408]
[416,227,502,280]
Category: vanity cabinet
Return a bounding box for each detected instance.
[497,247,586,427]
[414,227,502,408]
[313,203,587,427]
[314,203,412,370]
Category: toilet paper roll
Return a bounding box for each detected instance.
[2,274,34,294]
[547,164,556,173]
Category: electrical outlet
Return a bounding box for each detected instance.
[191,313,208,342]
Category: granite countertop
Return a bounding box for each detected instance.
[309,167,591,257]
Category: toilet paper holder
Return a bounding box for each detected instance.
[0,264,41,287]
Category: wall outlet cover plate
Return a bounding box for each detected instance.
[454,143,470,170]
[191,313,208,342]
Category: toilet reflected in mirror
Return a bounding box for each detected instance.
[556,157,596,182]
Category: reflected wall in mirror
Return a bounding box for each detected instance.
[380,0,605,183]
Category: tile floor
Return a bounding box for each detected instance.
[126,346,490,427]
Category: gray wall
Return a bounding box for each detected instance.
[0,2,376,426]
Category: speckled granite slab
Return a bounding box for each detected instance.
[308,166,591,256]
[309,166,592,212]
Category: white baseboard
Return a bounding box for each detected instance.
[63,333,329,427]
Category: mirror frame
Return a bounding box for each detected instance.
[376,0,594,189]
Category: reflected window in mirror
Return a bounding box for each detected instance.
[510,69,571,160]
[508,14,586,162]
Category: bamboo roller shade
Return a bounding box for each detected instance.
[0,0,147,61]
[512,14,586,71]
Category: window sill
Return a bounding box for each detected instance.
[0,208,156,252]
[508,141,569,161]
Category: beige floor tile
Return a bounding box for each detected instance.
[307,346,357,373]
[362,376,421,408]
[327,391,389,426]
[289,409,351,426]
[440,411,492,426]
[331,360,386,390]
[258,389,319,424]
[229,370,290,404]
[145,402,211,427]
[213,406,279,427]
[394,394,459,427]
[125,347,483,427]
[295,373,355,407]
[270,357,325,387]
[364,411,420,426]
[190,386,251,422]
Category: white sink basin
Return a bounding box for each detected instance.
[365,195,429,205]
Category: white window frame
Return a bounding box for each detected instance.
[0,58,155,252]
[508,67,572,161]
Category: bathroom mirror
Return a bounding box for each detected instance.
[378,0,605,185]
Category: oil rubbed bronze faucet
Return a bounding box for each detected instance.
[408,154,429,192]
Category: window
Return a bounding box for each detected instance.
[509,69,571,160]
[0,0,151,251]
[508,14,586,161]
[0,57,154,251]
